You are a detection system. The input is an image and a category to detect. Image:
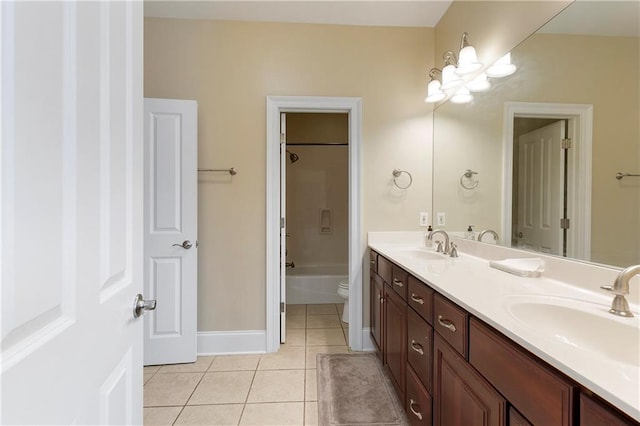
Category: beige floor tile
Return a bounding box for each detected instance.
[305,369,317,401]
[306,328,346,346]
[306,314,341,329]
[209,354,260,371]
[285,328,306,346]
[144,365,161,374]
[174,404,244,425]
[144,373,155,384]
[258,346,305,370]
[157,356,214,373]
[247,370,305,403]
[305,345,349,368]
[306,304,338,315]
[286,314,306,329]
[144,373,203,407]
[287,304,306,315]
[143,406,182,426]
[240,402,304,425]
[188,371,254,405]
[304,402,318,425]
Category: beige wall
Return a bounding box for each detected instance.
[144,19,435,332]
[433,34,640,267]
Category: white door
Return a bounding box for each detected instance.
[280,113,287,343]
[1,2,144,424]
[516,121,565,255]
[143,99,198,365]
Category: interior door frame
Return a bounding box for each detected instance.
[502,102,593,260]
[266,96,363,353]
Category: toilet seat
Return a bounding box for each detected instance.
[337,280,349,323]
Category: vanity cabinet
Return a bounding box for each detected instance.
[368,249,639,426]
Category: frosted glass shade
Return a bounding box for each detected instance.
[455,45,482,76]
[441,64,462,90]
[450,87,473,104]
[425,80,446,103]
[486,52,517,78]
[467,73,491,92]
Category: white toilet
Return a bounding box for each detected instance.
[337,280,349,323]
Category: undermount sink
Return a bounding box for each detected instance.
[391,249,447,261]
[504,295,640,366]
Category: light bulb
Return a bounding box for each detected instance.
[486,52,517,78]
[455,45,482,76]
[450,87,473,104]
[441,64,462,90]
[425,80,446,103]
[467,73,491,92]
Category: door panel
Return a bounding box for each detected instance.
[1,2,144,424]
[280,112,287,343]
[143,98,198,365]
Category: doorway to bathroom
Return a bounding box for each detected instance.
[266,96,363,353]
[283,112,349,309]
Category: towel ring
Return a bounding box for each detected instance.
[460,169,479,190]
[392,169,412,189]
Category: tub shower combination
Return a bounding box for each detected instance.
[286,264,348,305]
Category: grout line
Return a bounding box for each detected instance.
[171,371,208,425]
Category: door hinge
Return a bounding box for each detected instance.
[280,217,285,229]
[560,218,571,229]
[280,302,285,313]
[561,138,572,149]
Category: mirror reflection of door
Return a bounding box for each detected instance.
[514,119,567,255]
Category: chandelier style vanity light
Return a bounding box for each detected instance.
[425,32,517,104]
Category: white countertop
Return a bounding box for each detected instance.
[368,231,640,422]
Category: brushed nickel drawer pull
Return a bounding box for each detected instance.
[437,315,457,332]
[410,340,424,355]
[392,278,404,287]
[410,293,424,304]
[370,259,376,264]
[409,399,423,420]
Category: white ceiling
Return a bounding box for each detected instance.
[143,0,453,28]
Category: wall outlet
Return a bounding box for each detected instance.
[436,212,446,227]
[419,212,429,227]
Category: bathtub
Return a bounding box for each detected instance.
[286,264,348,305]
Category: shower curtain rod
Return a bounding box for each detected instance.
[285,142,349,146]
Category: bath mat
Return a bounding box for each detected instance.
[317,353,409,426]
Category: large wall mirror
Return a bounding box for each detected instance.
[432,1,639,268]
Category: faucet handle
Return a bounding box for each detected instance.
[449,243,458,258]
[435,241,444,253]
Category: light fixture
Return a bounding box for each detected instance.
[466,73,491,92]
[440,51,462,90]
[455,32,482,76]
[486,52,517,78]
[450,87,473,104]
[425,68,446,103]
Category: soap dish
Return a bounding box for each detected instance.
[489,258,544,277]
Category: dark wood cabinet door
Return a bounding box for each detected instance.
[580,393,637,426]
[384,284,407,406]
[434,333,506,426]
[370,273,384,355]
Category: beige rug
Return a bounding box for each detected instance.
[317,353,409,426]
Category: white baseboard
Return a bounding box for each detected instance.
[361,327,376,352]
[197,330,266,355]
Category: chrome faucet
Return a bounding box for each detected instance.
[428,230,450,255]
[477,229,499,243]
[600,264,640,317]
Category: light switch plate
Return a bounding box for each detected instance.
[437,212,446,226]
[419,212,429,227]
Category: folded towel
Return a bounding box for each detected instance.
[489,258,544,277]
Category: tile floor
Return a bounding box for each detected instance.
[143,303,350,425]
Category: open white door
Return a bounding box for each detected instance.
[143,99,198,365]
[280,113,287,344]
[516,120,565,254]
[1,2,144,424]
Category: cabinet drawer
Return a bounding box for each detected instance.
[378,255,392,285]
[469,318,574,426]
[579,393,636,426]
[391,264,408,300]
[407,308,433,394]
[369,249,378,273]
[433,294,468,358]
[406,364,432,426]
[408,276,433,324]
